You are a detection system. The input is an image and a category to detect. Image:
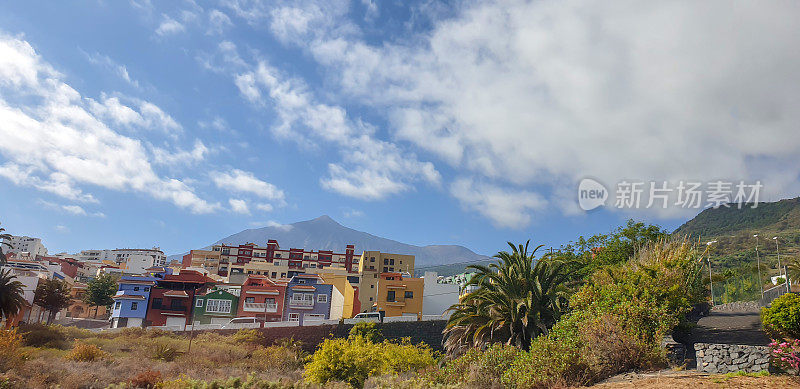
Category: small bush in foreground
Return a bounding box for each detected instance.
[157,373,297,389]
[423,343,519,387]
[233,328,265,345]
[304,336,435,388]
[0,329,25,372]
[762,293,800,339]
[147,339,182,362]
[770,339,800,375]
[65,342,106,362]
[348,322,382,343]
[129,369,162,388]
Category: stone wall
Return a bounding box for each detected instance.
[695,342,771,373]
[711,301,760,312]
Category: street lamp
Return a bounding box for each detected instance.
[774,237,787,292]
[706,240,718,306]
[754,234,764,298]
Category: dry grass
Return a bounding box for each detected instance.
[586,371,800,388]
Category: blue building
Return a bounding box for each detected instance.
[110,275,158,328]
[282,274,342,325]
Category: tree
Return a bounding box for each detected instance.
[0,222,12,265]
[33,278,72,324]
[83,273,118,318]
[444,241,571,354]
[0,269,27,324]
[787,257,800,288]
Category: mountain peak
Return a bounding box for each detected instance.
[307,215,338,225]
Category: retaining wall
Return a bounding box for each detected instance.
[695,342,771,374]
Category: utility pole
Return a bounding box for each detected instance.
[774,237,786,293]
[754,235,764,299]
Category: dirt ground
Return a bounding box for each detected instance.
[586,370,800,388]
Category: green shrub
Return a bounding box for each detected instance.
[157,373,298,389]
[0,329,25,372]
[148,340,182,362]
[348,322,383,343]
[304,336,435,388]
[17,323,69,349]
[64,342,106,362]
[762,293,800,339]
[424,343,519,387]
[232,328,265,345]
[502,331,585,389]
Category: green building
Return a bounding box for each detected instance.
[192,289,239,325]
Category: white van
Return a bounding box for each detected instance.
[349,312,382,323]
[221,317,262,328]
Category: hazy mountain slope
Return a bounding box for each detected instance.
[674,197,800,238]
[172,215,490,271]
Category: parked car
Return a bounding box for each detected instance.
[350,312,382,323]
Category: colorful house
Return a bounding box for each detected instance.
[318,273,359,318]
[192,288,239,325]
[110,275,157,328]
[145,270,215,327]
[282,274,341,324]
[375,272,424,318]
[237,275,286,322]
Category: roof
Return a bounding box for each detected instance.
[113,293,147,300]
[291,285,317,291]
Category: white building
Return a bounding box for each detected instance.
[421,272,461,318]
[2,235,48,258]
[113,248,166,272]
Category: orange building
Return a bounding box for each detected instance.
[375,272,424,318]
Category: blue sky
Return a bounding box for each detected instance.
[0,1,798,257]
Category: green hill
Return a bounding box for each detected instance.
[674,197,800,238]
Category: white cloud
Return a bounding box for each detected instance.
[255,203,273,212]
[155,14,186,36]
[342,208,364,218]
[55,225,69,233]
[256,0,800,223]
[248,220,293,230]
[231,57,440,200]
[451,178,547,229]
[0,34,218,214]
[151,139,208,166]
[61,204,87,216]
[211,169,285,202]
[88,95,182,134]
[208,9,233,35]
[228,198,250,214]
[83,51,140,88]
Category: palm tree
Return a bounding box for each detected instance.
[443,241,571,354]
[786,257,800,288]
[0,269,27,324]
[0,222,12,264]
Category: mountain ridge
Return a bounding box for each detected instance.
[169,215,490,270]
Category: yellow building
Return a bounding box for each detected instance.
[375,272,424,318]
[357,251,415,312]
[318,273,358,318]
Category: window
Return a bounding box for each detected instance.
[153,298,162,308]
[196,299,204,307]
[114,302,121,309]
[298,279,306,284]
[389,267,394,272]
[389,259,394,265]
[291,293,314,306]
[387,290,396,302]
[310,264,316,268]
[134,286,140,291]
[144,287,150,292]
[317,294,327,303]
[170,299,183,310]
[131,302,138,310]
[404,291,414,299]
[369,297,373,301]
[370,257,375,262]
[281,273,286,278]
[383,267,388,272]
[245,297,255,303]
[383,259,388,265]
[206,299,232,314]
[288,313,300,322]
[271,272,277,278]
[275,253,281,258]
[370,284,374,289]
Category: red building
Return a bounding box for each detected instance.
[237,275,287,322]
[145,270,215,327]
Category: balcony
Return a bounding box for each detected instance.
[152,304,188,312]
[243,303,277,313]
[288,299,314,307]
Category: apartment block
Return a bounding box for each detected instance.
[375,272,424,318]
[2,235,48,258]
[357,251,415,313]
